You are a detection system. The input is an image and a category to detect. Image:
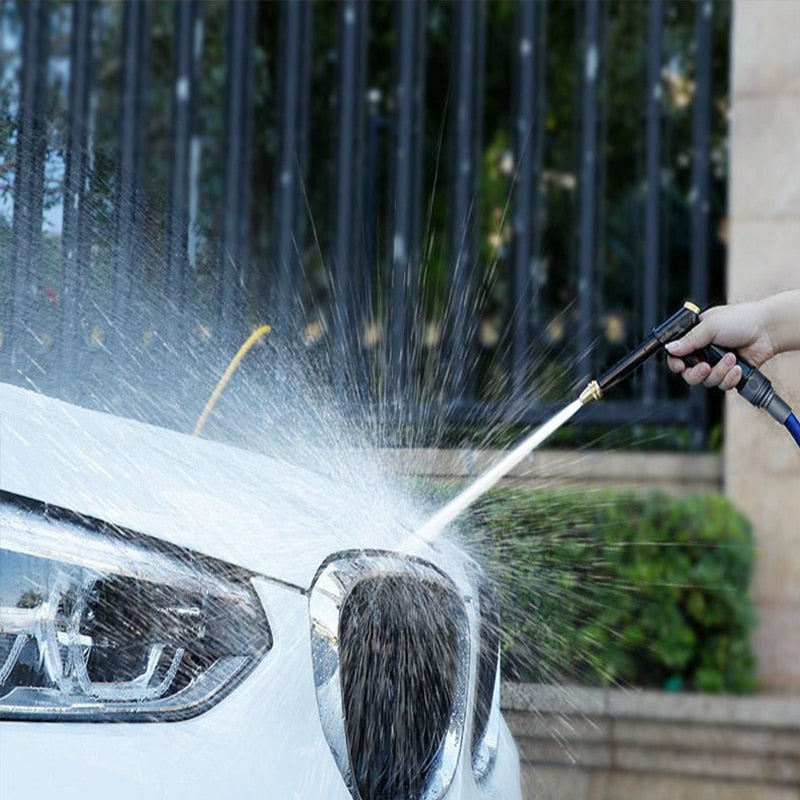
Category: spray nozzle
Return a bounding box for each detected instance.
[579,301,701,404]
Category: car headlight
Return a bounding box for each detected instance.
[0,493,272,721]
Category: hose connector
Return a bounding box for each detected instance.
[735,360,792,424]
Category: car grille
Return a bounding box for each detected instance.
[339,575,463,800]
[309,552,470,800]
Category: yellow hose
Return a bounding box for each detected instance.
[193,324,272,436]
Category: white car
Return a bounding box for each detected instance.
[0,382,521,799]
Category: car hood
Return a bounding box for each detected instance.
[0,383,438,588]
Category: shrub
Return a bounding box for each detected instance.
[467,488,756,693]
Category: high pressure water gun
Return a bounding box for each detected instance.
[578,301,800,448]
[412,300,798,544]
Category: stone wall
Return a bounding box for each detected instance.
[503,683,800,800]
[726,0,800,691]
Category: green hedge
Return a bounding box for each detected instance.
[467,489,756,693]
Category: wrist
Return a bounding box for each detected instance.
[760,290,800,355]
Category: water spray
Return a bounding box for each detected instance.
[414,301,799,544]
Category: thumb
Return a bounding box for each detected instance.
[664,320,716,357]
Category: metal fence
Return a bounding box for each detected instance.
[0,0,728,445]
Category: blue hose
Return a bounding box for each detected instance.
[786,412,800,448]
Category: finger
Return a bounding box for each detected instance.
[664,316,719,357]
[718,364,743,392]
[681,361,712,386]
[667,355,686,374]
[702,351,737,388]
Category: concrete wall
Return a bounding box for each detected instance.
[726,0,800,691]
[504,683,800,800]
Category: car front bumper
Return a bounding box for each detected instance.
[0,577,521,799]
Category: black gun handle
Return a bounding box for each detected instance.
[683,344,754,387]
[682,344,791,422]
[683,344,754,390]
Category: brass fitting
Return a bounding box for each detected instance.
[579,379,602,405]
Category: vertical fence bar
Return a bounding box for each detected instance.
[112,1,150,336]
[409,1,427,415]
[529,0,548,360]
[165,1,202,342]
[576,0,600,384]
[217,1,254,336]
[363,92,383,327]
[331,0,368,396]
[642,0,662,405]
[509,0,541,403]
[389,0,426,407]
[217,0,257,343]
[447,0,484,409]
[595,0,609,342]
[60,0,95,389]
[689,0,713,447]
[9,0,49,375]
[271,0,312,339]
[530,0,548,367]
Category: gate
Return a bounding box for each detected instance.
[0,0,728,446]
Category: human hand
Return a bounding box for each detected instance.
[664,301,776,390]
